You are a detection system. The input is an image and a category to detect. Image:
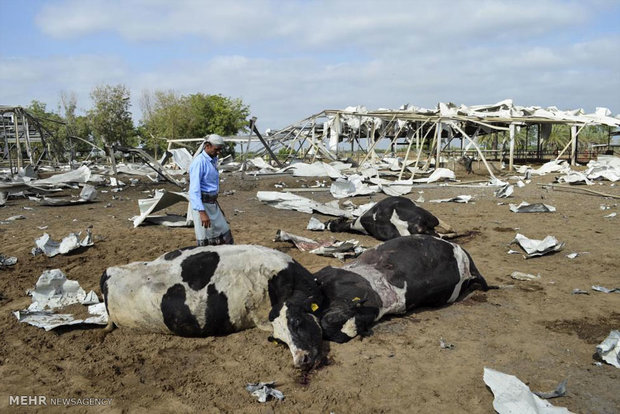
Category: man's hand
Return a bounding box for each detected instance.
[199,210,211,228]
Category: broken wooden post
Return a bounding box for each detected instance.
[452,124,497,180]
[435,121,442,168]
[1,112,15,175]
[570,125,578,166]
[102,135,120,189]
[509,123,516,171]
[15,112,23,169]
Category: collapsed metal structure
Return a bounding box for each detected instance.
[256,99,620,175]
[4,100,619,181]
[0,105,53,172]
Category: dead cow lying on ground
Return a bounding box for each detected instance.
[100,245,324,369]
[315,234,492,343]
[326,196,453,241]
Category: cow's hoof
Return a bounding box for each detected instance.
[95,321,116,343]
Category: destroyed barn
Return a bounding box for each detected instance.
[0,100,619,413]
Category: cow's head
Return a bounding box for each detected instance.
[325,216,351,233]
[270,299,323,370]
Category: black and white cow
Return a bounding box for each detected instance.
[326,196,450,241]
[100,244,324,369]
[314,235,491,343]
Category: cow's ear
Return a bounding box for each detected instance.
[301,296,321,313]
[268,303,283,321]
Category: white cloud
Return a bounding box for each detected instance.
[35,0,593,52]
[2,1,617,127]
[0,55,129,113]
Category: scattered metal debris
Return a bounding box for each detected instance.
[285,161,345,179]
[571,289,589,295]
[440,338,455,350]
[1,215,26,223]
[27,269,90,310]
[132,190,191,227]
[534,379,568,399]
[331,174,379,198]
[245,381,284,403]
[510,233,565,258]
[38,184,98,206]
[596,331,620,368]
[509,201,556,213]
[483,368,573,414]
[307,217,326,231]
[565,252,588,259]
[275,230,364,259]
[29,165,92,187]
[510,271,541,281]
[429,195,472,204]
[494,184,514,198]
[591,285,620,293]
[411,168,456,183]
[13,269,108,331]
[32,229,94,257]
[257,191,352,217]
[0,254,17,269]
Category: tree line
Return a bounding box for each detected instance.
[25,85,250,162]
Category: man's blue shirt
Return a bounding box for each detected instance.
[188,151,219,211]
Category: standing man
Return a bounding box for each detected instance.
[188,134,234,245]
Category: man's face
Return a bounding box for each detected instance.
[205,143,223,157]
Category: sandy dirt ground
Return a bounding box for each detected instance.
[0,162,618,413]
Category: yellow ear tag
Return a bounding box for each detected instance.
[352,297,361,302]
[311,303,319,312]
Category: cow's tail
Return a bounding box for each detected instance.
[99,270,111,313]
[99,269,117,333]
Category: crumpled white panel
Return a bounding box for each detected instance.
[511,233,564,258]
[257,191,351,217]
[483,368,573,414]
[412,168,455,183]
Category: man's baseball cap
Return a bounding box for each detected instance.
[205,134,225,147]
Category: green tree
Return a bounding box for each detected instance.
[27,100,66,163]
[578,125,608,146]
[71,115,94,154]
[139,90,187,156]
[140,90,250,159]
[184,93,250,137]
[546,124,570,152]
[59,91,91,157]
[88,84,135,148]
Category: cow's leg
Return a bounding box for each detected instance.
[95,320,116,343]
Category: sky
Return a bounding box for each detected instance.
[1,0,619,131]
